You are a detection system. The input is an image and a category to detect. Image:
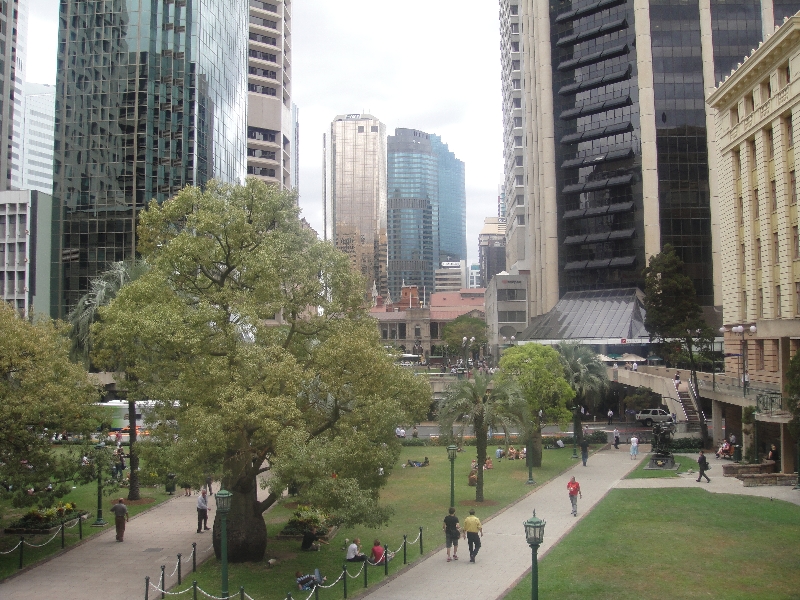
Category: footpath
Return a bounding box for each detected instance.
[0,492,219,600]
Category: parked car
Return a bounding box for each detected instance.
[635,409,673,427]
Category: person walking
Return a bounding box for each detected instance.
[443,507,460,562]
[630,435,639,460]
[567,476,582,516]
[580,438,589,466]
[197,489,210,533]
[205,475,213,495]
[607,409,613,425]
[696,450,711,482]
[462,509,483,563]
[613,428,620,449]
[110,498,128,542]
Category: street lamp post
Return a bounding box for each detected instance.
[727,325,756,396]
[523,510,546,600]
[215,489,232,598]
[447,445,457,508]
[91,442,107,527]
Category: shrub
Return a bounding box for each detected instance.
[400,438,427,447]
[10,502,83,530]
[670,437,703,451]
[279,505,331,537]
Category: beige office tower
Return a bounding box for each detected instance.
[323,114,388,301]
[247,0,295,190]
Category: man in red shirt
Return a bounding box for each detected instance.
[567,476,582,517]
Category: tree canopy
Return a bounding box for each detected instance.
[496,343,574,466]
[91,179,431,561]
[0,304,98,510]
[441,315,487,359]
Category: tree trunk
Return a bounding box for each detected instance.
[127,399,141,501]
[529,430,543,468]
[474,413,487,502]
[213,478,266,562]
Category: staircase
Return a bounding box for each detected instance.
[677,388,701,424]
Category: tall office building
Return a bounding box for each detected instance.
[324,114,388,300]
[246,0,295,190]
[52,0,248,317]
[386,128,466,304]
[20,83,55,194]
[0,0,26,193]
[479,216,507,287]
[9,0,27,190]
[500,0,800,321]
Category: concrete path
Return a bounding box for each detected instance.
[0,493,219,600]
[361,446,646,600]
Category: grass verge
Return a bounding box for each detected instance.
[503,488,800,600]
[170,445,585,599]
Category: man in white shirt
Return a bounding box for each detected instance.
[346,538,366,562]
[197,489,210,533]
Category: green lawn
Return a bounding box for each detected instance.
[170,445,583,599]
[0,447,173,581]
[503,488,800,600]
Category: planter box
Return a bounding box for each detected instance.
[722,460,775,477]
[4,512,88,535]
[274,525,338,542]
[738,473,797,487]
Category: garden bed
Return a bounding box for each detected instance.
[274,525,339,542]
[4,512,89,535]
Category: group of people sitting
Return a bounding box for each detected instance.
[495,446,526,460]
[715,434,737,459]
[346,538,394,565]
[471,457,494,470]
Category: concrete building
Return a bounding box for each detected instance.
[246,0,295,190]
[435,260,468,293]
[469,263,481,288]
[708,13,800,473]
[485,269,529,361]
[52,0,248,317]
[0,0,26,193]
[19,83,55,194]
[0,190,54,318]
[478,216,506,288]
[500,0,800,322]
[9,0,28,190]
[324,114,388,300]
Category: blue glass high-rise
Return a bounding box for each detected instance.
[431,135,466,263]
[51,0,248,317]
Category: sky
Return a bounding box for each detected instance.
[25,0,504,266]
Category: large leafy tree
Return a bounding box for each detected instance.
[643,245,712,443]
[441,315,487,362]
[438,374,521,502]
[0,304,98,511]
[557,342,607,440]
[67,258,149,501]
[92,179,430,562]
[496,343,574,467]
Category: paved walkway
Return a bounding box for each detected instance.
[361,448,800,600]
[0,493,220,600]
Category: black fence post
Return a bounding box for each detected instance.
[192,542,197,572]
[61,520,65,548]
[193,581,198,600]
[240,585,245,599]
[384,545,389,576]
[419,527,423,554]
[18,537,23,570]
[363,557,368,588]
[177,553,182,585]
[145,576,150,600]
[403,534,407,564]
[342,564,348,599]
[160,564,166,599]
[79,515,83,539]
[315,584,320,599]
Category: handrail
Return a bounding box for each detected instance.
[687,379,707,423]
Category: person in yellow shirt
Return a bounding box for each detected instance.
[462,508,483,562]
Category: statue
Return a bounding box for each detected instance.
[647,422,676,469]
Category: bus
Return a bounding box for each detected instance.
[95,400,158,432]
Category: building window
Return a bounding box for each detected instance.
[498,310,526,322]
[510,23,519,33]
[515,174,524,185]
[513,98,521,108]
[730,106,739,126]
[515,155,523,166]
[743,290,748,316]
[516,195,524,205]
[793,226,799,259]
[796,282,800,314]
[786,116,794,147]
[510,4,518,15]
[247,166,276,177]
[517,214,525,225]
[247,83,277,96]
[767,129,774,159]
[791,171,797,203]
[771,180,777,212]
[512,60,520,70]
[782,63,791,87]
[733,151,741,179]
[773,232,779,264]
[498,288,526,301]
[511,42,519,52]
[248,126,277,142]
[758,288,764,317]
[514,117,522,127]
[741,243,746,267]
[430,322,439,339]
[513,79,521,89]
[776,285,782,317]
[738,196,744,225]
[746,92,755,115]
[514,136,522,147]
[371,126,378,132]
[756,238,762,267]
[749,139,757,166]
[247,148,276,160]
[756,339,765,370]
[754,189,759,219]
[414,325,421,338]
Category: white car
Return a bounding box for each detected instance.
[635,409,673,427]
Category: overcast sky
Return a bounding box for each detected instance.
[26,0,503,265]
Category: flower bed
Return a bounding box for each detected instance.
[3,502,89,534]
[274,504,337,541]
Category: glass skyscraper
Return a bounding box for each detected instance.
[387,128,466,304]
[52,0,248,317]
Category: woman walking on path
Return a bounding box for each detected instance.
[630,435,639,459]
[696,450,711,482]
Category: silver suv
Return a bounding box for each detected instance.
[635,409,673,427]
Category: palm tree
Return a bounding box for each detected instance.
[438,373,521,502]
[557,342,608,442]
[67,259,148,500]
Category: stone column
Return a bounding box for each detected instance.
[711,399,723,448]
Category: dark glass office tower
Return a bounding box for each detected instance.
[52,0,248,317]
[387,129,439,303]
[430,134,466,263]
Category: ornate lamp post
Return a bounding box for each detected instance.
[91,442,107,527]
[728,325,756,397]
[523,510,546,600]
[447,445,457,508]
[215,489,232,597]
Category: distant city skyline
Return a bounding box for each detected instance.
[24,0,502,266]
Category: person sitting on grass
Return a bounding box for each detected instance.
[370,539,391,565]
[484,458,493,470]
[296,570,326,590]
[301,525,329,552]
[346,538,367,562]
[507,446,516,459]
[406,457,429,468]
[468,468,478,486]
